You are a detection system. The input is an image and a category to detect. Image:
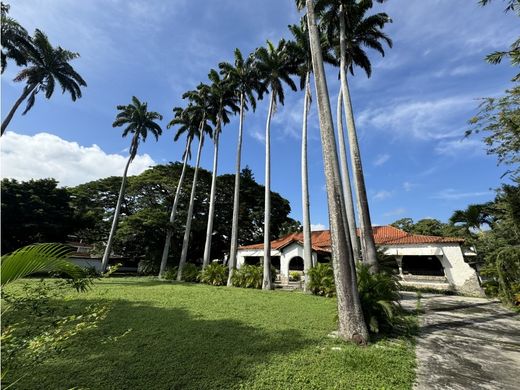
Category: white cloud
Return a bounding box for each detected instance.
[383,208,406,217]
[373,153,390,166]
[373,190,392,201]
[249,129,265,144]
[434,138,484,157]
[1,132,155,187]
[403,181,415,192]
[431,189,493,200]
[311,223,327,231]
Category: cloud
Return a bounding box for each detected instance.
[431,189,493,200]
[373,190,392,201]
[311,223,327,231]
[1,132,155,187]
[403,181,415,192]
[434,138,484,157]
[249,129,265,144]
[383,208,407,217]
[373,153,390,166]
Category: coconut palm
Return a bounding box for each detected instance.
[176,85,214,281]
[1,29,86,136]
[158,106,201,277]
[201,70,240,269]
[218,49,266,286]
[287,20,336,291]
[101,96,163,272]
[255,39,298,290]
[450,203,494,233]
[321,0,392,273]
[297,0,369,344]
[1,3,32,73]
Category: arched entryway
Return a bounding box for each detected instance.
[288,256,304,271]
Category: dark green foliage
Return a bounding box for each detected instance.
[1,3,32,73]
[199,263,228,286]
[179,263,201,282]
[231,265,276,289]
[307,263,336,297]
[494,246,520,305]
[390,217,466,238]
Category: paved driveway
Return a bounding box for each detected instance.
[402,293,520,390]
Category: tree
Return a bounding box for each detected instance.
[101,96,163,272]
[320,0,392,273]
[219,48,266,286]
[255,39,298,290]
[390,218,414,233]
[159,106,200,277]
[201,70,240,269]
[1,3,32,73]
[299,0,369,343]
[1,29,86,136]
[450,203,494,233]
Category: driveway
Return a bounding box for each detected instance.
[402,293,520,390]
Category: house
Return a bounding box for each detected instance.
[237,225,483,296]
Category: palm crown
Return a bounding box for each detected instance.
[1,3,32,73]
[207,69,240,135]
[112,96,163,160]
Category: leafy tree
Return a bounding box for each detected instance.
[255,39,298,290]
[390,218,414,233]
[450,203,494,233]
[1,3,32,73]
[1,29,86,135]
[101,96,163,272]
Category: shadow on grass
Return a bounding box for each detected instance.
[8,298,310,390]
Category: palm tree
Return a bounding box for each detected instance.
[287,20,336,291]
[201,70,240,269]
[158,106,199,278]
[176,85,214,281]
[101,96,163,273]
[321,0,392,273]
[1,29,86,136]
[218,49,266,286]
[255,39,298,290]
[450,203,494,234]
[1,3,32,73]
[298,0,369,344]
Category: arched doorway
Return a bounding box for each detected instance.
[288,256,304,271]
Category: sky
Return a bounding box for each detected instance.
[1,0,518,230]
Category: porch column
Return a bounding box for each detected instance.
[395,256,403,278]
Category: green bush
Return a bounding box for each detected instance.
[232,265,276,289]
[200,263,228,286]
[307,263,335,297]
[289,271,301,281]
[164,263,201,282]
[495,246,520,306]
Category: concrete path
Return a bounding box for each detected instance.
[403,293,520,390]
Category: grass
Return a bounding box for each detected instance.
[2,277,417,389]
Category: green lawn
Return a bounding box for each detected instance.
[3,278,417,389]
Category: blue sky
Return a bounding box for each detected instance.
[1,0,518,230]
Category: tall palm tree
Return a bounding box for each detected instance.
[176,85,214,281]
[1,3,32,73]
[101,96,163,272]
[219,49,266,286]
[1,29,86,136]
[201,70,240,269]
[450,203,494,234]
[321,0,392,273]
[255,39,298,290]
[287,20,336,291]
[158,106,199,277]
[298,0,369,344]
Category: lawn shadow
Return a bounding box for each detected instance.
[11,298,311,390]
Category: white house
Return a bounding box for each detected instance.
[237,225,483,296]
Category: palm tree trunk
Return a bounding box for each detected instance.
[305,0,369,344]
[339,7,379,273]
[177,132,204,281]
[337,90,360,262]
[263,91,275,290]
[101,138,136,273]
[1,84,36,136]
[301,72,313,292]
[158,136,193,278]
[227,93,245,286]
[202,126,220,269]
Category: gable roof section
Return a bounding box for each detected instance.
[238,225,463,252]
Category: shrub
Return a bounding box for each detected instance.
[495,246,520,306]
[164,263,201,282]
[232,265,276,289]
[307,263,335,297]
[289,271,301,281]
[200,263,228,286]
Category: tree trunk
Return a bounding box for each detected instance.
[339,7,379,273]
[177,132,204,281]
[101,135,137,273]
[227,93,245,286]
[263,92,275,290]
[336,90,360,262]
[301,72,313,292]
[305,0,369,344]
[202,125,220,269]
[1,84,36,136]
[158,136,193,278]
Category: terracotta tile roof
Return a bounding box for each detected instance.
[238,225,463,252]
